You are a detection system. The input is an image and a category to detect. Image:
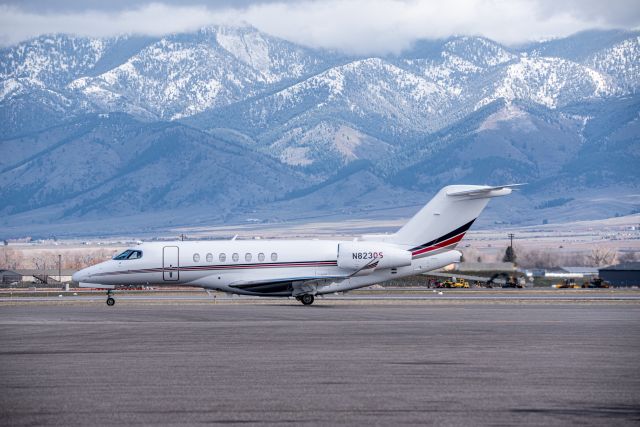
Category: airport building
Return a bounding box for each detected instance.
[17,269,75,284]
[0,269,75,287]
[599,263,640,287]
[0,269,22,285]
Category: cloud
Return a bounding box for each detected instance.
[0,3,224,45]
[0,0,285,13]
[534,0,640,27]
[242,0,640,54]
[0,0,638,53]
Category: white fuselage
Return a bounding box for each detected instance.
[73,240,462,296]
[73,184,518,302]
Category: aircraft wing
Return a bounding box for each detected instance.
[422,272,491,282]
[228,275,346,296]
[79,282,115,289]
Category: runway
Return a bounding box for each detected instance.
[2,288,640,304]
[1,303,639,425]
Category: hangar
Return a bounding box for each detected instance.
[599,263,640,287]
[0,269,22,285]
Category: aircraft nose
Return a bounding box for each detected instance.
[72,269,87,283]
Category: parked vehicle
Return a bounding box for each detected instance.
[442,279,470,288]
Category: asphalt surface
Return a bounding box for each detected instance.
[3,288,640,304]
[1,303,639,426]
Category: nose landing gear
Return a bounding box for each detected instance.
[106,289,115,306]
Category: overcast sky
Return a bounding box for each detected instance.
[0,0,638,53]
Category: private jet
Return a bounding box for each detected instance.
[72,184,517,305]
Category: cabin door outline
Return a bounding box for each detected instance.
[163,246,179,281]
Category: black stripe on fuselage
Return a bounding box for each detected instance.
[409,219,476,252]
[230,280,293,295]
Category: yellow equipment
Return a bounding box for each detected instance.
[443,279,470,288]
[553,279,581,289]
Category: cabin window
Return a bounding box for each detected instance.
[245,253,252,262]
[206,253,213,263]
[271,252,278,262]
[193,253,200,263]
[219,253,226,262]
[232,253,239,262]
[258,252,265,262]
[113,249,143,260]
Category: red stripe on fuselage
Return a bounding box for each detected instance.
[91,260,338,277]
[411,233,466,257]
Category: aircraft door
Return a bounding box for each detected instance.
[163,246,179,281]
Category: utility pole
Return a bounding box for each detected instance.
[503,233,517,264]
[180,234,185,241]
[58,254,62,282]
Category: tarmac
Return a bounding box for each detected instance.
[1,301,639,425]
[2,288,640,304]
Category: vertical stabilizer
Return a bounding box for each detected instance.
[375,184,518,256]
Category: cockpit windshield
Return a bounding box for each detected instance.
[113,249,143,260]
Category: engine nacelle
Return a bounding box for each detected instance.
[337,242,412,274]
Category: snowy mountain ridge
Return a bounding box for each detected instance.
[1,26,637,127]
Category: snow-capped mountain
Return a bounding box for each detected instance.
[0,26,638,235]
[476,56,617,109]
[69,26,336,120]
[184,29,637,174]
[0,26,338,134]
[0,35,109,89]
[587,36,640,92]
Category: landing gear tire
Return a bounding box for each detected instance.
[106,289,115,306]
[300,294,314,306]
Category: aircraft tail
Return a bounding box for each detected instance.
[378,184,520,257]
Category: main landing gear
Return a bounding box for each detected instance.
[106,289,115,306]
[296,294,315,306]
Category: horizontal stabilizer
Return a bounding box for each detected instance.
[446,184,525,198]
[381,184,521,247]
